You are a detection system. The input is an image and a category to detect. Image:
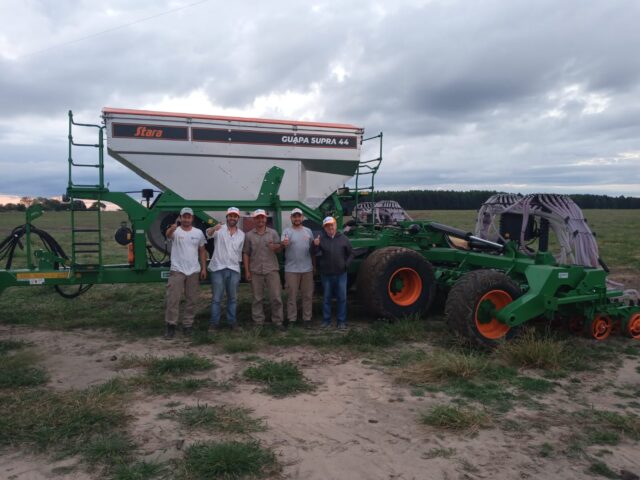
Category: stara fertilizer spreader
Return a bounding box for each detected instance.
[1,108,638,347]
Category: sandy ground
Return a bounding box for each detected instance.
[1,324,640,480]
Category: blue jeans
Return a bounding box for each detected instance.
[320,272,347,326]
[210,268,240,326]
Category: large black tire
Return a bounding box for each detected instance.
[357,247,436,319]
[445,269,522,348]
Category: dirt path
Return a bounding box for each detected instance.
[2,325,640,480]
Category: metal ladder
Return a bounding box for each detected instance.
[67,111,105,271]
[353,132,383,223]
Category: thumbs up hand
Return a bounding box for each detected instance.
[313,234,321,247]
[282,233,290,247]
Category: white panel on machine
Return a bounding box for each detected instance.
[103,108,364,209]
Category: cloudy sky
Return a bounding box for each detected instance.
[1,0,639,204]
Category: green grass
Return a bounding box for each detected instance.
[0,339,28,354]
[587,460,618,479]
[129,375,214,395]
[395,349,490,384]
[420,404,492,432]
[173,404,266,433]
[221,337,259,354]
[512,376,556,394]
[494,330,570,370]
[146,354,214,376]
[395,348,557,413]
[81,433,134,466]
[0,350,48,388]
[243,360,314,397]
[538,442,554,458]
[179,441,278,480]
[588,410,640,440]
[0,385,128,453]
[112,461,167,480]
[117,354,217,394]
[422,447,456,459]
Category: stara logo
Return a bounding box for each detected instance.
[134,126,163,138]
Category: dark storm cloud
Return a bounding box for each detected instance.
[0,0,639,199]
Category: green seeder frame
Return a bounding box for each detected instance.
[0,111,638,338]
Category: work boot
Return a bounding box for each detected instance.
[164,324,176,339]
[182,326,193,336]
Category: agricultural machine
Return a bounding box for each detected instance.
[0,108,638,347]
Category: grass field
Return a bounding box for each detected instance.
[1,209,639,479]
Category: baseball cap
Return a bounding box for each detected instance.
[180,207,194,216]
[226,207,240,216]
[322,216,336,226]
[252,209,267,218]
[290,208,303,216]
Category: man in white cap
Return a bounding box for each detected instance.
[281,208,314,328]
[242,209,284,328]
[313,216,354,329]
[164,207,207,338]
[206,207,245,330]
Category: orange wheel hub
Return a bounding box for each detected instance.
[589,315,612,340]
[474,289,512,340]
[388,268,422,306]
[627,313,640,340]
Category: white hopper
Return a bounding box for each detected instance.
[103,107,363,208]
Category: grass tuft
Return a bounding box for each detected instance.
[175,404,266,433]
[0,350,48,388]
[396,350,489,384]
[147,354,214,376]
[587,460,618,479]
[180,440,278,479]
[221,337,259,354]
[112,461,166,480]
[81,433,134,466]
[0,339,28,354]
[420,404,492,432]
[0,387,128,453]
[243,360,314,397]
[494,329,570,370]
[422,447,456,459]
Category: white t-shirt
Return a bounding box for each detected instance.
[170,227,206,275]
[207,225,245,273]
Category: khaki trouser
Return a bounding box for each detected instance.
[250,271,283,325]
[165,271,200,327]
[285,271,314,322]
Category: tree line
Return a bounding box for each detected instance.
[373,190,640,210]
[0,197,106,212]
[1,192,638,212]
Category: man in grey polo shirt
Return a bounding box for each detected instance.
[281,208,314,328]
[242,209,284,328]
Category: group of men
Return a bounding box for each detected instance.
[164,206,354,338]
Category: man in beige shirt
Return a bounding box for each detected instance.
[242,209,284,328]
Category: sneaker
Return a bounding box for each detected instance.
[208,323,221,332]
[303,321,312,330]
[164,324,176,339]
[321,322,331,329]
[182,326,193,336]
[337,323,348,331]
